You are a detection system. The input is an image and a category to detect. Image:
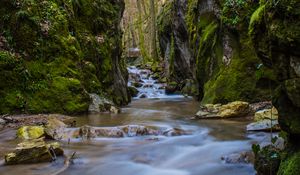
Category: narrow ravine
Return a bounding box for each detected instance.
[0,67,273,175]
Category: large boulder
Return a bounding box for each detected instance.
[44,118,67,140]
[195,101,250,119]
[5,139,64,165]
[16,126,45,140]
[88,93,121,114]
[218,101,250,118]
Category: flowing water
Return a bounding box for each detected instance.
[0,67,273,175]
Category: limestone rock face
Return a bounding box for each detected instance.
[16,126,45,140]
[5,139,64,165]
[157,0,275,102]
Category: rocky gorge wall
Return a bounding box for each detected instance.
[158,0,277,103]
[0,0,130,114]
[250,0,300,174]
[158,0,300,174]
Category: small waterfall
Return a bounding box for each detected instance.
[127,66,185,99]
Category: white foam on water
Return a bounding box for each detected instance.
[128,66,186,99]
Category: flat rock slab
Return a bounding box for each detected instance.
[247,119,281,132]
[5,139,64,165]
[195,101,250,119]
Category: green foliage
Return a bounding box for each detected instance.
[221,0,247,26]
[278,150,300,175]
[249,4,266,36]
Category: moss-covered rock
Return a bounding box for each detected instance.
[5,139,63,165]
[0,0,129,114]
[17,126,45,140]
[250,0,300,174]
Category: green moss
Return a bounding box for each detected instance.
[278,151,300,175]
[249,4,266,36]
[0,0,128,114]
[169,34,175,76]
[17,126,45,140]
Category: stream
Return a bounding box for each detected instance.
[0,67,273,175]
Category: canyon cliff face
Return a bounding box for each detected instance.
[158,0,277,103]
[0,0,129,114]
[250,1,300,174]
[158,0,300,174]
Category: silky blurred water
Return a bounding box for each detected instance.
[0,97,276,175]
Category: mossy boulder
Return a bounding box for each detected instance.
[0,0,129,114]
[17,126,45,140]
[5,139,63,165]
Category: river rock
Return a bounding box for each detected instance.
[128,86,139,97]
[139,94,147,98]
[74,125,191,139]
[16,126,45,140]
[4,139,64,165]
[0,118,6,125]
[162,128,191,136]
[79,125,124,139]
[247,119,281,132]
[44,118,67,140]
[110,105,121,114]
[195,101,250,119]
[254,107,278,121]
[221,151,254,164]
[132,82,143,88]
[165,82,178,94]
[88,93,120,113]
[218,101,250,118]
